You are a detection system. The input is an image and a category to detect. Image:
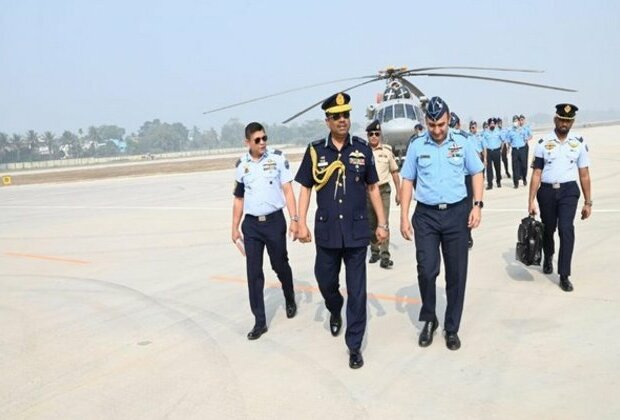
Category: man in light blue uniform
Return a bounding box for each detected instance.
[505,115,529,188]
[528,104,592,292]
[232,122,299,340]
[400,97,484,350]
[498,118,512,179]
[483,118,504,189]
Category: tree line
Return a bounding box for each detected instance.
[0,118,360,164]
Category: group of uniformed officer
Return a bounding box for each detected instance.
[231,92,592,369]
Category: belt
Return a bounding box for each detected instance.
[246,209,282,222]
[417,197,466,210]
[487,147,500,151]
[541,181,577,190]
[512,146,526,150]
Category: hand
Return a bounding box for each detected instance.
[468,206,481,229]
[289,221,299,241]
[528,202,538,216]
[395,192,401,206]
[297,222,312,243]
[581,204,592,220]
[400,218,413,241]
[232,229,242,244]
[375,226,389,244]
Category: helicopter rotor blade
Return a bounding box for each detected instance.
[203,76,376,115]
[404,66,544,74]
[281,77,382,124]
[409,72,577,92]
[396,76,426,99]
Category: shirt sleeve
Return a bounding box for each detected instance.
[577,139,590,168]
[277,153,294,184]
[233,161,245,197]
[532,141,545,169]
[464,140,484,175]
[400,141,417,180]
[388,150,399,172]
[365,148,380,185]
[294,146,314,188]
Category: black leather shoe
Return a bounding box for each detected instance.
[349,350,364,369]
[486,185,493,190]
[543,256,553,274]
[445,331,461,350]
[523,179,527,186]
[418,319,438,347]
[514,184,519,189]
[497,182,502,188]
[559,275,574,292]
[329,312,342,336]
[380,258,394,269]
[285,299,297,318]
[506,172,511,178]
[369,254,380,263]
[247,325,267,340]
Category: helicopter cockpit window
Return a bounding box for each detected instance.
[405,104,415,120]
[383,105,393,122]
[394,104,405,119]
[377,108,384,122]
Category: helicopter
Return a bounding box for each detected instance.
[203,66,576,159]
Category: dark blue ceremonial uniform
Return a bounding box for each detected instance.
[295,134,379,351]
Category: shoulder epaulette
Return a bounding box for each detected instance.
[458,129,471,138]
[383,144,393,151]
[538,138,544,144]
[273,149,283,155]
[311,138,324,147]
[578,136,584,143]
[235,158,241,168]
[352,135,368,145]
[408,134,422,145]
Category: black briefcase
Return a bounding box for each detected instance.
[516,215,544,266]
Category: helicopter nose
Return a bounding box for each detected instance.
[381,118,418,143]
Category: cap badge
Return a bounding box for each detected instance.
[564,105,572,113]
[336,93,345,105]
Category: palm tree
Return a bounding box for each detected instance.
[43,131,56,158]
[0,132,9,163]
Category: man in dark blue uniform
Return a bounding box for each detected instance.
[400,97,484,350]
[528,104,592,292]
[232,122,299,340]
[295,92,389,369]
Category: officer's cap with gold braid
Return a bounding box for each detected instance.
[322,92,352,114]
[366,120,380,132]
[555,103,579,120]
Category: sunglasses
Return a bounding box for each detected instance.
[252,135,268,144]
[367,131,381,137]
[328,112,350,121]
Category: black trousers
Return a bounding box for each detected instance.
[501,144,510,175]
[511,146,528,185]
[413,199,469,333]
[315,245,367,351]
[241,210,294,327]
[537,182,580,276]
[486,148,502,186]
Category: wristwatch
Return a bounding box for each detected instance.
[378,223,389,231]
[584,200,593,206]
[473,201,484,208]
[291,215,300,222]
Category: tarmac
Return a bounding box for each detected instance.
[1,124,619,419]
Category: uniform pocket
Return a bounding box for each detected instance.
[352,209,370,240]
[315,208,329,241]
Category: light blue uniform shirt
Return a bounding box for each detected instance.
[505,127,527,148]
[235,148,293,216]
[521,124,532,140]
[401,131,485,205]
[534,132,590,183]
[483,129,503,150]
[469,132,484,153]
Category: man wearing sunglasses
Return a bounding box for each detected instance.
[232,122,298,341]
[295,92,388,369]
[365,120,400,268]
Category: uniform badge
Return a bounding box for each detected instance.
[564,104,572,113]
[263,159,277,171]
[336,93,345,105]
[244,165,249,174]
[349,150,366,166]
[545,143,556,151]
[447,144,463,158]
[568,140,579,148]
[318,156,328,168]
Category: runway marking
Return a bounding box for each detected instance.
[211,275,420,304]
[4,252,91,265]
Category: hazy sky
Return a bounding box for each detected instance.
[1,0,619,135]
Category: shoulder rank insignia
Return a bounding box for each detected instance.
[538,138,544,144]
[273,149,282,155]
[235,158,241,168]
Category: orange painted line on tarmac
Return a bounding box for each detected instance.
[211,275,420,304]
[5,252,91,265]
